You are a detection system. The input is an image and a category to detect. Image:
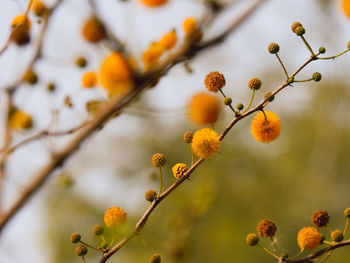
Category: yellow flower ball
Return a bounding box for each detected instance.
[82,71,98,88]
[82,17,106,43]
[183,17,197,36]
[100,52,133,96]
[104,206,127,228]
[140,0,168,7]
[12,14,31,30]
[32,0,46,16]
[172,163,188,179]
[250,111,281,143]
[9,110,33,130]
[343,0,350,18]
[191,128,220,159]
[188,92,220,125]
[142,43,164,70]
[297,226,321,250]
[159,30,177,50]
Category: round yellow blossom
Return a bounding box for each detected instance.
[12,14,31,30]
[343,0,350,18]
[250,111,281,143]
[172,163,188,179]
[9,110,33,130]
[82,71,98,88]
[100,52,133,96]
[191,128,220,159]
[188,92,220,125]
[32,0,47,16]
[183,17,197,36]
[104,206,127,228]
[151,153,166,167]
[140,0,168,7]
[204,71,226,93]
[142,43,164,70]
[159,30,177,50]
[297,226,321,250]
[82,17,106,43]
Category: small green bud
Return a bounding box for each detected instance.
[248,78,262,90]
[287,76,294,84]
[70,233,81,243]
[344,208,350,218]
[319,47,326,54]
[76,245,88,256]
[268,42,280,54]
[331,230,344,242]
[224,97,232,105]
[313,72,322,82]
[93,225,104,236]
[291,22,302,33]
[246,233,259,246]
[295,26,305,36]
[236,103,244,111]
[150,254,161,263]
[47,83,56,92]
[264,92,274,102]
[75,57,87,68]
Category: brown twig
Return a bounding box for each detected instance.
[278,240,350,263]
[0,121,88,155]
[0,0,265,234]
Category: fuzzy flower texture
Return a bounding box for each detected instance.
[191,128,220,159]
[104,206,127,228]
[297,226,321,250]
[250,111,281,143]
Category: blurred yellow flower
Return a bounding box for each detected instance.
[9,110,33,130]
[343,0,350,18]
[159,30,177,50]
[82,71,98,88]
[140,0,168,7]
[188,92,220,125]
[250,111,281,143]
[104,206,127,228]
[12,14,31,30]
[100,52,133,96]
[82,17,106,43]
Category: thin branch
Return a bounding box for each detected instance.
[279,240,350,263]
[0,121,88,155]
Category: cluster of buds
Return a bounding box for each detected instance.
[246,208,350,261]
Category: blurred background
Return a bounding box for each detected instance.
[1,0,350,262]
